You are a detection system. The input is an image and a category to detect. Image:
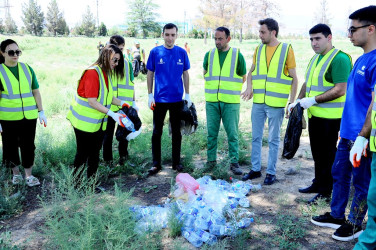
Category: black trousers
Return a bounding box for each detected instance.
[308,115,341,195]
[73,127,104,178]
[152,101,183,166]
[1,118,37,169]
[102,117,129,162]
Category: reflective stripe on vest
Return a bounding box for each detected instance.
[251,43,293,107]
[66,66,113,132]
[0,63,38,120]
[110,58,133,111]
[370,86,376,152]
[305,48,349,119]
[204,48,243,103]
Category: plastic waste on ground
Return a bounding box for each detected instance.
[130,174,259,247]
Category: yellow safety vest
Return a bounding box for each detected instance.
[370,85,376,152]
[305,48,350,119]
[252,43,293,107]
[204,48,243,103]
[0,63,38,120]
[110,58,133,111]
[67,66,113,132]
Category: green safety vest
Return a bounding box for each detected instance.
[0,63,38,120]
[370,85,376,152]
[204,48,243,103]
[67,66,113,132]
[305,48,350,119]
[110,58,133,111]
[252,43,293,107]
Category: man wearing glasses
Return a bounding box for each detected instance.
[289,24,352,204]
[311,6,376,242]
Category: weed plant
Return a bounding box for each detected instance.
[273,213,307,249]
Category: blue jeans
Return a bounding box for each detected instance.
[330,138,371,226]
[251,103,284,175]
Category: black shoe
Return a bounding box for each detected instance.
[230,163,242,175]
[242,170,262,181]
[311,212,345,229]
[148,165,162,175]
[119,155,128,165]
[104,160,114,168]
[299,185,319,193]
[307,193,331,205]
[172,164,184,172]
[263,174,276,185]
[332,220,363,241]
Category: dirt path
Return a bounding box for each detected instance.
[0,137,359,249]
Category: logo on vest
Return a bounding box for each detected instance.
[357,65,366,76]
[158,58,165,64]
[177,59,183,65]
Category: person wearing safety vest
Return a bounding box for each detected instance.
[288,24,352,205]
[311,6,376,242]
[146,23,191,175]
[0,39,47,187]
[241,18,298,185]
[132,41,145,63]
[203,26,247,175]
[67,44,131,190]
[102,35,138,167]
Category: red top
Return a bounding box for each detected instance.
[77,69,109,98]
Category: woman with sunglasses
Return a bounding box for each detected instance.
[102,35,138,167]
[67,44,131,186]
[0,39,47,187]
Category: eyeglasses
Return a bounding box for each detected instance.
[347,24,371,36]
[111,58,119,64]
[5,50,22,57]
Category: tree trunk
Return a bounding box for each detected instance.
[239,27,243,43]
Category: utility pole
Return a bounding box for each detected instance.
[0,0,11,19]
[96,0,99,27]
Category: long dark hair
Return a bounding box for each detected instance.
[92,44,124,80]
[0,39,18,64]
[109,35,125,47]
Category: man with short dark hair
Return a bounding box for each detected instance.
[146,23,191,175]
[203,26,247,175]
[241,18,298,185]
[289,24,352,204]
[311,6,376,242]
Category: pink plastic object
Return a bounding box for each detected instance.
[176,173,200,195]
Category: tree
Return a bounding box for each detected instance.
[22,0,45,36]
[314,0,332,26]
[79,6,96,37]
[127,0,161,38]
[0,19,4,34]
[4,13,18,34]
[46,0,68,36]
[98,22,107,36]
[255,0,280,18]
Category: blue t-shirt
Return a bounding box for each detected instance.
[147,45,190,103]
[340,49,376,141]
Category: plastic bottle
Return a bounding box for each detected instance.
[237,217,254,228]
[209,224,226,236]
[182,230,203,248]
[183,214,196,228]
[195,229,218,245]
[194,216,210,230]
[121,115,135,132]
[187,207,199,216]
[238,197,250,207]
[251,183,262,192]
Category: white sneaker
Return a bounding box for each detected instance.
[26,175,40,187]
[12,174,23,185]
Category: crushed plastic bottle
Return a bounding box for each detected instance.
[182,229,203,247]
[118,110,135,132]
[238,197,250,208]
[195,229,218,245]
[237,217,254,228]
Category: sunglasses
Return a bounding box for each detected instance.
[347,24,371,36]
[5,50,22,57]
[111,58,119,64]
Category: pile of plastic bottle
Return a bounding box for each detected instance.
[130,175,261,247]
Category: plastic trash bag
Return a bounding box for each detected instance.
[282,103,303,159]
[168,100,198,136]
[115,106,142,141]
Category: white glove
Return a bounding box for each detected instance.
[299,97,317,109]
[148,93,155,110]
[288,99,300,114]
[38,110,47,127]
[107,110,125,127]
[0,123,2,133]
[349,136,368,167]
[132,101,139,112]
[120,100,130,108]
[184,93,192,108]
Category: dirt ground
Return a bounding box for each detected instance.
[0,136,360,249]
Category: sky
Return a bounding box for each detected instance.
[2,0,376,35]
